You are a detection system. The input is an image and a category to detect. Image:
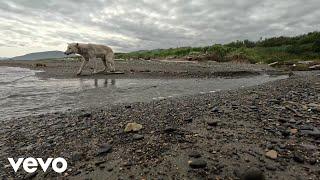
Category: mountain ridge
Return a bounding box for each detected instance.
[10,51,76,60]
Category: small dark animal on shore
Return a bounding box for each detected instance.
[35,63,47,67]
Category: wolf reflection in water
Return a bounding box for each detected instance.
[94,78,116,88]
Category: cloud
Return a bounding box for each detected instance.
[0,0,319,56]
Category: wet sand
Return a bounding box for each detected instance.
[0,59,319,179]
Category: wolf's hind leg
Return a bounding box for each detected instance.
[108,54,116,72]
[102,58,108,72]
[105,54,115,72]
[92,57,98,74]
[109,61,115,72]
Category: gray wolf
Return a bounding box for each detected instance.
[64,43,115,75]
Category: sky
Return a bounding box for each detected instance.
[0,0,320,57]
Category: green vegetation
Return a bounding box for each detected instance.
[116,32,320,64]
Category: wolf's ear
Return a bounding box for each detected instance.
[76,43,79,46]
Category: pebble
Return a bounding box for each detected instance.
[309,158,317,165]
[293,153,304,163]
[240,167,265,180]
[265,150,278,159]
[188,151,201,158]
[107,167,113,172]
[71,152,84,161]
[265,164,277,171]
[184,118,193,123]
[206,120,219,127]
[300,128,320,138]
[96,144,112,156]
[211,107,219,113]
[124,122,143,132]
[290,128,298,134]
[95,160,106,166]
[80,112,92,118]
[133,134,144,140]
[281,129,291,137]
[188,159,207,169]
[299,125,314,131]
[164,126,177,133]
[24,172,38,180]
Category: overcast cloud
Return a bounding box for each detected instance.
[0,0,319,57]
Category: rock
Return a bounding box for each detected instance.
[289,119,296,124]
[300,128,320,138]
[80,112,91,118]
[122,161,133,167]
[24,172,38,179]
[206,119,219,127]
[240,167,265,180]
[143,168,150,174]
[290,128,298,134]
[188,159,207,169]
[268,62,278,67]
[71,152,84,161]
[265,150,278,159]
[309,158,317,165]
[307,103,320,112]
[249,106,258,111]
[188,151,201,158]
[125,105,132,109]
[281,129,291,137]
[206,126,213,130]
[124,122,143,132]
[300,144,318,151]
[278,118,287,123]
[164,126,177,133]
[73,170,81,176]
[298,60,314,65]
[265,165,277,171]
[95,160,106,166]
[133,134,144,140]
[293,153,304,163]
[96,144,112,156]
[309,64,320,70]
[211,107,219,113]
[20,144,34,151]
[107,167,114,172]
[300,125,314,131]
[184,118,193,123]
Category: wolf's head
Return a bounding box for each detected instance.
[64,43,79,55]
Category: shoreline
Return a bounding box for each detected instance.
[0,59,283,79]
[0,60,319,179]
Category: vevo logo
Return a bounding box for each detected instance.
[8,158,67,173]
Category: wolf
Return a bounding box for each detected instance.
[64,43,115,75]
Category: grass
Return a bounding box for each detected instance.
[116,45,320,64]
[116,32,320,64]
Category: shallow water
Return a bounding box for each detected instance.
[0,66,288,121]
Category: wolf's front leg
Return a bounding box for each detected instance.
[77,58,88,75]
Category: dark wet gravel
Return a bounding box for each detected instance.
[0,72,319,179]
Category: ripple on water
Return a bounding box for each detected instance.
[0,66,288,121]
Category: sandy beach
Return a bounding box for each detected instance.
[0,59,319,179]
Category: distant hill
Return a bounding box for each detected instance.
[0,57,9,60]
[10,51,76,60]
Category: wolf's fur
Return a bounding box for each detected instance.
[65,43,115,75]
